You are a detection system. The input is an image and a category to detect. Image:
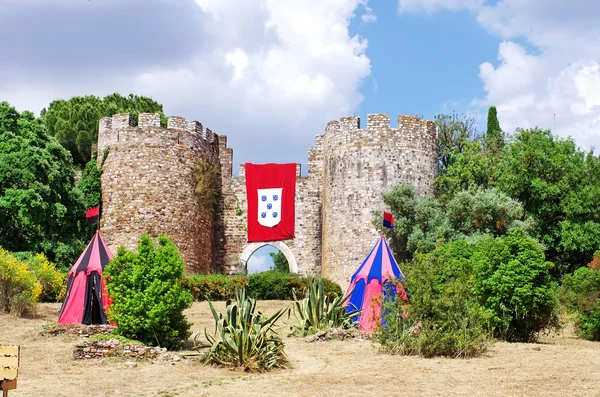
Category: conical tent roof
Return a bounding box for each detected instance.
[345,236,407,333]
[58,231,113,324]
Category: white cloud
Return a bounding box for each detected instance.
[399,0,600,150]
[0,0,373,169]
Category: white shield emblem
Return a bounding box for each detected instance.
[257,188,283,227]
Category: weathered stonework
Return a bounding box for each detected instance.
[98,112,437,289]
[98,113,223,273]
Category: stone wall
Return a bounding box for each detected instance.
[320,114,438,289]
[220,162,323,276]
[98,113,225,273]
[97,111,437,288]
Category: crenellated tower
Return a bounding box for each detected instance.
[320,114,438,288]
[97,112,230,273]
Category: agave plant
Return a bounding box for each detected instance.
[200,288,287,371]
[288,278,361,337]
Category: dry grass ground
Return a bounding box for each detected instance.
[1,301,600,397]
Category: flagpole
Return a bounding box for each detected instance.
[97,200,101,233]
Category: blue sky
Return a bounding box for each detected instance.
[2,0,598,273]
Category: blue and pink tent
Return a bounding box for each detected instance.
[345,236,408,332]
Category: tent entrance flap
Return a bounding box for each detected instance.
[82,272,107,325]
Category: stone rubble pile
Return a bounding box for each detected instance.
[305,328,371,342]
[42,323,116,338]
[73,338,182,363]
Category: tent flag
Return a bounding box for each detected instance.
[58,231,113,325]
[245,163,296,242]
[85,206,99,225]
[383,211,394,231]
[344,236,407,333]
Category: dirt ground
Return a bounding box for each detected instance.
[1,301,600,397]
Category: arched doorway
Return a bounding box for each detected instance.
[240,241,298,274]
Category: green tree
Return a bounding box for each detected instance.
[496,128,600,273]
[485,106,504,155]
[379,184,526,262]
[41,93,166,166]
[268,250,290,273]
[0,101,86,269]
[104,235,193,349]
[435,113,480,175]
[471,229,559,342]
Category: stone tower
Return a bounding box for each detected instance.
[97,113,232,273]
[320,114,438,288]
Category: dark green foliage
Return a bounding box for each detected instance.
[268,250,290,273]
[41,93,166,166]
[379,184,526,262]
[485,106,504,155]
[0,101,86,271]
[288,278,360,337]
[104,235,193,349]
[200,288,287,371]
[434,140,499,203]
[184,272,342,301]
[560,267,600,340]
[183,274,249,301]
[495,129,600,274]
[435,125,600,274]
[435,113,480,175]
[78,156,103,209]
[471,229,559,342]
[374,241,490,358]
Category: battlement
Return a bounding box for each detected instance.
[97,113,224,156]
[324,114,436,134]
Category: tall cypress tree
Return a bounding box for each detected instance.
[486,106,504,155]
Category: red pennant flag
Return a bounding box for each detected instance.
[85,206,99,225]
[245,163,296,242]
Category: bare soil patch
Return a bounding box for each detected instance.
[1,301,599,397]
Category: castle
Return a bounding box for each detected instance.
[97,112,438,289]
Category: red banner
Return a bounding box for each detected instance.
[245,163,296,242]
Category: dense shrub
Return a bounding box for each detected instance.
[104,235,193,349]
[0,249,42,316]
[472,229,559,342]
[22,253,66,302]
[374,241,491,358]
[185,271,342,301]
[184,274,248,301]
[560,267,600,340]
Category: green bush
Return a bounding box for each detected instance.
[374,241,491,358]
[471,229,559,342]
[104,235,193,349]
[184,274,248,301]
[200,288,287,371]
[288,278,359,337]
[0,249,42,316]
[560,267,600,340]
[185,271,343,301]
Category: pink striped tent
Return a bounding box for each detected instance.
[58,231,113,324]
[345,236,407,333]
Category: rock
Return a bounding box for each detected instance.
[124,361,137,368]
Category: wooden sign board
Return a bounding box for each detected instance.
[0,345,20,392]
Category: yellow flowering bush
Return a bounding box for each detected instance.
[25,253,66,302]
[0,249,42,317]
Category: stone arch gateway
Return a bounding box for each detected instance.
[240,242,299,274]
[98,112,438,290]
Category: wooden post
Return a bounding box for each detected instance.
[0,345,20,396]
